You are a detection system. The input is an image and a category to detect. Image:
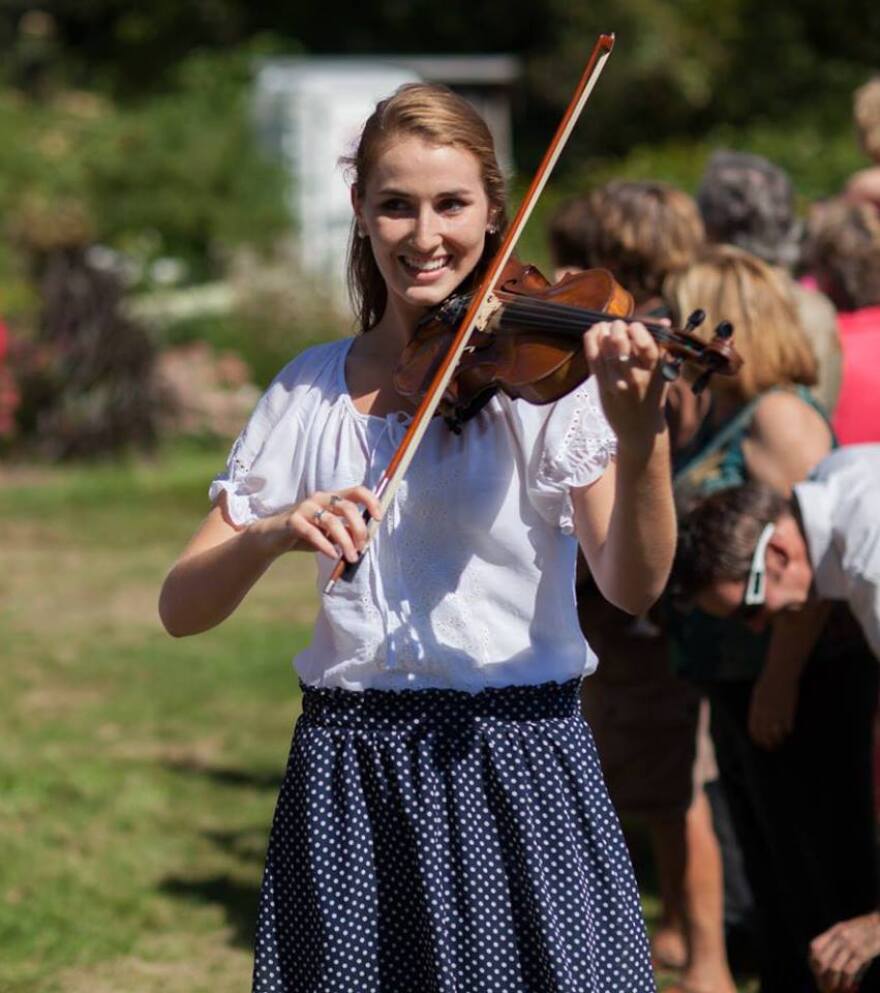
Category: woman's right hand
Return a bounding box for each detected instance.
[250,486,384,563]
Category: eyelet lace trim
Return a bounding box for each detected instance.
[537,384,617,532]
[209,434,259,526]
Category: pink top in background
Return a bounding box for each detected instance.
[832,305,880,443]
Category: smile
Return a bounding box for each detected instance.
[400,254,452,274]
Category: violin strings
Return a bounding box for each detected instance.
[497,320,695,354]
[494,303,692,350]
[492,292,674,334]
[490,296,699,349]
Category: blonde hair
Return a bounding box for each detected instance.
[557,181,704,305]
[665,244,817,401]
[342,83,507,331]
[807,198,880,310]
[854,77,880,163]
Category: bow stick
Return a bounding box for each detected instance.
[324,33,616,594]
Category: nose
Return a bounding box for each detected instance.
[410,206,442,253]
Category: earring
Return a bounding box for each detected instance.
[356,225,367,239]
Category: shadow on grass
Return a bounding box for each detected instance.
[205,826,270,865]
[159,764,277,953]
[162,757,283,792]
[160,873,261,950]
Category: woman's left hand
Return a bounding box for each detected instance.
[583,319,667,457]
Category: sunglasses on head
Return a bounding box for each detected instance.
[730,522,775,623]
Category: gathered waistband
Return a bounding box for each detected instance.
[299,678,581,730]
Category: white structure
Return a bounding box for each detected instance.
[253,56,520,310]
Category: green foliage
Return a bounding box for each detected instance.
[578,116,866,203]
[11,1,879,165]
[0,48,289,283]
[84,48,290,278]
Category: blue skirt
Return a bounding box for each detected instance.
[252,679,656,992]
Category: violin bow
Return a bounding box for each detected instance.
[324,33,616,594]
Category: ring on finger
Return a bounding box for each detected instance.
[313,508,328,524]
[329,494,343,507]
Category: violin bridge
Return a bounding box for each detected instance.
[473,292,503,333]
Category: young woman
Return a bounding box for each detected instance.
[160,83,675,993]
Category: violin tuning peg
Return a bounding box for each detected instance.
[684,309,706,334]
[660,357,683,383]
[713,320,734,340]
[691,370,713,395]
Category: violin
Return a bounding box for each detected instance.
[394,257,741,433]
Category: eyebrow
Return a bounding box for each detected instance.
[375,187,475,198]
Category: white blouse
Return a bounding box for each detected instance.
[210,338,617,692]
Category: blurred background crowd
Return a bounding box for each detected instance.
[1,3,880,993]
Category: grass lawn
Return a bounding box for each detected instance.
[0,443,754,992]
[0,443,317,993]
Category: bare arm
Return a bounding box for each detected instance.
[572,320,676,615]
[158,487,382,637]
[742,391,833,495]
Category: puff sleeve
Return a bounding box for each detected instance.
[208,355,311,528]
[510,376,617,533]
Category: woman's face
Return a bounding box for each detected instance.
[353,136,492,327]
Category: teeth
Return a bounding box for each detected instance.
[402,255,449,272]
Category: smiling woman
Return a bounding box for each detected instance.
[343,83,507,339]
[346,136,494,400]
[158,81,677,993]
[353,140,490,309]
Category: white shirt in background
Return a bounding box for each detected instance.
[795,444,880,659]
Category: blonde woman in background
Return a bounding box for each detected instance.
[670,244,831,497]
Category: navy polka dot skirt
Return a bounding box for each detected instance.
[252,679,656,992]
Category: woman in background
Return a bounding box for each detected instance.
[807,198,880,444]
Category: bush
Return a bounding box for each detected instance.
[155,242,346,390]
[0,47,289,289]
[9,249,167,459]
